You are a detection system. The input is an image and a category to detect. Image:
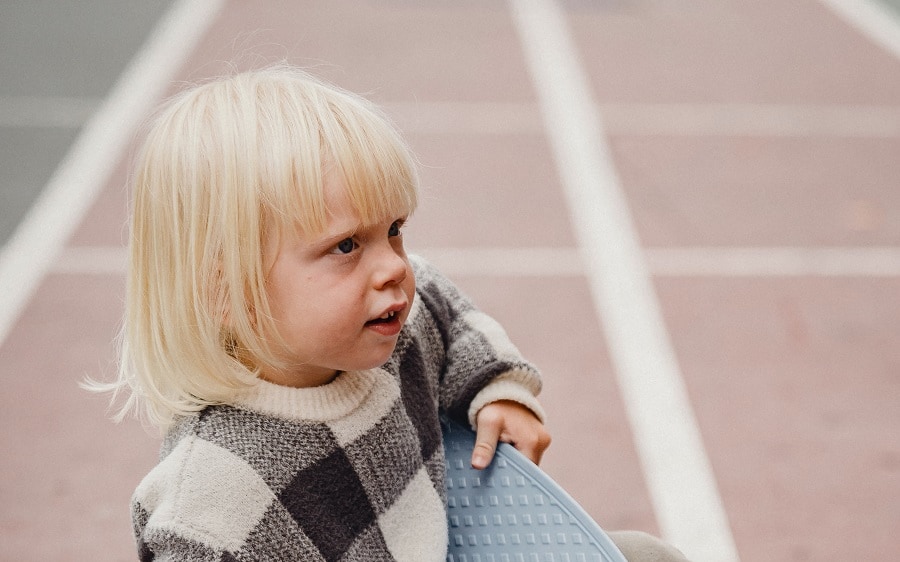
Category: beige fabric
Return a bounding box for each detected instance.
[608,531,691,562]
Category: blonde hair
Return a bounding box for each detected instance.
[96,66,418,430]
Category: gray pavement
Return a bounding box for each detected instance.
[0,0,173,245]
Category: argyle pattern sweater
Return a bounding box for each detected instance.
[132,256,544,561]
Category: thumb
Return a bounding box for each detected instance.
[471,419,502,470]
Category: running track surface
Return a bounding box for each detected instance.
[2,1,900,560]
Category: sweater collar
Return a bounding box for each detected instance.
[231,369,385,422]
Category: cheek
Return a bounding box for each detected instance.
[403,266,416,299]
[266,274,319,330]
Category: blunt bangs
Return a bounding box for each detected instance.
[254,70,419,239]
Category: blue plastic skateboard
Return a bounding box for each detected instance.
[442,416,628,562]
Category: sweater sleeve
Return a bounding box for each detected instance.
[409,255,545,429]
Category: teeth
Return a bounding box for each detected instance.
[380,311,395,320]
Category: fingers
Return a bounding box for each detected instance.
[471,400,552,469]
[513,424,552,466]
[471,417,502,470]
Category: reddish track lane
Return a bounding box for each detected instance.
[2,1,899,560]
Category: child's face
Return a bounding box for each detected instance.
[260,172,416,387]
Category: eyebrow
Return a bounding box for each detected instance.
[310,214,407,251]
[311,226,359,250]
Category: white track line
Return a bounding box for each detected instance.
[382,101,543,135]
[417,247,583,277]
[53,246,129,276]
[424,246,900,278]
[820,0,900,60]
[647,246,900,277]
[0,0,224,348]
[599,103,900,138]
[509,1,740,561]
[385,101,900,137]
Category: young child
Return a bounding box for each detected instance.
[99,65,687,562]
[101,65,549,561]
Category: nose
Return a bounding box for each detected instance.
[372,244,408,290]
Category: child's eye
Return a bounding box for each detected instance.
[331,238,358,255]
[388,220,404,237]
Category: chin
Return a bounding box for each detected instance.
[341,356,392,374]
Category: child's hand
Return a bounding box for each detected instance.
[472,400,551,470]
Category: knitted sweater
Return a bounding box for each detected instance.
[132,256,544,561]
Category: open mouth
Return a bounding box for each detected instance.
[366,310,398,326]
